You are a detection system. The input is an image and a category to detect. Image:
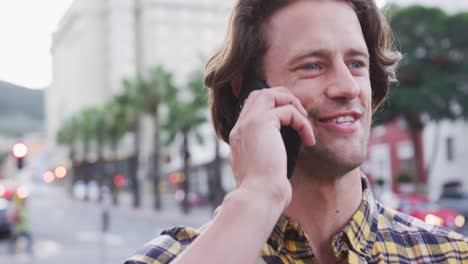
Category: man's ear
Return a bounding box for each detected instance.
[231,75,242,97]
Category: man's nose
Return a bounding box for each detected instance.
[325,62,360,101]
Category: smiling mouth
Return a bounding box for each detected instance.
[317,112,362,132]
[323,115,357,125]
[319,111,362,123]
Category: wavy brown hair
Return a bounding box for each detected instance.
[204,0,401,144]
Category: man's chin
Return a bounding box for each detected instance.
[297,145,366,177]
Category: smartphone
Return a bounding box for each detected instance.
[236,79,301,179]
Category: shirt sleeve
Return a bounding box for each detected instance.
[124,227,201,264]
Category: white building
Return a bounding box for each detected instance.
[423,121,468,199]
[47,0,234,171]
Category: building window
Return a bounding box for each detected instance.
[446,137,454,161]
[399,158,417,176]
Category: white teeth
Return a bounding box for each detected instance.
[331,115,355,123]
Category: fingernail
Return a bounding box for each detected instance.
[309,137,316,146]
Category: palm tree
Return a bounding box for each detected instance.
[90,107,108,203]
[103,98,132,205]
[210,137,226,210]
[122,66,178,210]
[146,66,178,210]
[105,98,132,157]
[56,116,80,192]
[77,107,100,160]
[56,116,80,162]
[160,70,208,214]
[75,107,103,201]
[119,79,146,208]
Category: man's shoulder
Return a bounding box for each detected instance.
[377,204,468,252]
[124,225,204,264]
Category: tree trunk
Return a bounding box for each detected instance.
[97,142,104,203]
[83,142,90,202]
[211,138,225,210]
[111,139,119,206]
[182,129,190,214]
[409,126,426,190]
[403,112,426,192]
[130,121,141,208]
[152,114,162,210]
[68,148,75,197]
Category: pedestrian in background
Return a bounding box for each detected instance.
[9,192,33,255]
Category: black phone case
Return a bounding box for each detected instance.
[237,79,301,179]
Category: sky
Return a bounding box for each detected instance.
[0,0,386,89]
[0,0,74,89]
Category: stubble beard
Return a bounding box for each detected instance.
[294,122,369,183]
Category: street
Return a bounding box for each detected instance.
[0,184,211,264]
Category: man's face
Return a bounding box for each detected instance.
[262,0,372,174]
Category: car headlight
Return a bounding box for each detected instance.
[455,215,465,228]
[425,214,444,226]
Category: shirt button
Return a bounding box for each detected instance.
[361,247,368,254]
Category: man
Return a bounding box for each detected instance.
[126,0,468,263]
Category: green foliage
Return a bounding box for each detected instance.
[120,78,146,125]
[104,99,130,146]
[395,170,415,184]
[56,66,208,167]
[121,65,178,117]
[57,116,80,147]
[160,70,208,146]
[374,178,385,186]
[78,107,102,146]
[374,6,468,127]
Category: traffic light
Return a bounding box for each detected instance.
[12,142,28,169]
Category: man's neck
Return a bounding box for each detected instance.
[283,167,363,263]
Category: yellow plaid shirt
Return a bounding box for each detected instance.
[125,177,468,263]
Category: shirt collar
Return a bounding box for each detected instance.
[335,176,380,258]
[267,175,380,259]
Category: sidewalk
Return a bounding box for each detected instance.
[70,188,213,226]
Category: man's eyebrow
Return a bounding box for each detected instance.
[287,49,330,66]
[287,48,370,66]
[346,48,370,61]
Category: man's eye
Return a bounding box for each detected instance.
[302,63,321,70]
[350,61,365,69]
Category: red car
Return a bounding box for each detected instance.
[397,194,465,230]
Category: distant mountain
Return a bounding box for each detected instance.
[0,81,44,136]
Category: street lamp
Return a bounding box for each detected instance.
[12,142,28,169]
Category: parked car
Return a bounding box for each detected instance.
[397,194,465,231]
[438,181,468,217]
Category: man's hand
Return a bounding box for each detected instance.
[172,87,315,264]
[229,86,316,209]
